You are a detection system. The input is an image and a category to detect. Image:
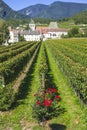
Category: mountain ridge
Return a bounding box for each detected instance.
[0,0,28,19]
[18,1,87,19]
[1,0,87,20]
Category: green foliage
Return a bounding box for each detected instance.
[32,43,62,123]
[0,84,15,110]
[34,18,55,25]
[45,43,87,130]
[72,10,87,24]
[0,21,9,44]
[45,39,87,104]
[32,88,61,122]
[0,41,30,55]
[39,45,48,75]
[0,42,39,110]
[19,36,25,42]
[0,19,5,26]
[7,19,30,28]
[0,40,86,129]
[0,43,38,84]
[82,29,87,37]
[68,27,82,37]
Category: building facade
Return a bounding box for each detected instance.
[22,30,41,41]
[8,30,19,43]
[8,20,68,43]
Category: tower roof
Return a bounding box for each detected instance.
[48,22,58,29]
[29,19,35,24]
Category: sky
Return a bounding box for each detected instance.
[3,0,87,11]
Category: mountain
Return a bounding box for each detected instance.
[1,0,87,20]
[18,1,87,19]
[0,0,28,19]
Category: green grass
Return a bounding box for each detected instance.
[45,44,87,130]
[59,19,87,29]
[33,125,44,130]
[59,19,75,28]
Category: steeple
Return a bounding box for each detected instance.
[30,19,35,24]
[29,19,36,31]
[48,22,58,29]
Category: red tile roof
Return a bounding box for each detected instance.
[36,26,48,34]
[47,28,68,32]
[36,26,68,34]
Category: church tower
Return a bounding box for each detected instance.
[29,19,36,31]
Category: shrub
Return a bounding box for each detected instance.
[0,84,15,110]
[32,87,61,123]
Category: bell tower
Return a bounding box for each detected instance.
[29,19,35,31]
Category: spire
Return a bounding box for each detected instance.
[48,22,58,29]
[30,19,35,24]
[29,19,36,31]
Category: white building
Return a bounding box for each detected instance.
[47,28,68,39]
[36,22,68,40]
[20,19,41,41]
[8,27,19,43]
[8,20,68,43]
[22,30,41,41]
[47,22,68,39]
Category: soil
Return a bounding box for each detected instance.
[13,46,39,92]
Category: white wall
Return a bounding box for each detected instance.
[24,35,41,41]
[48,32,68,39]
[9,31,19,43]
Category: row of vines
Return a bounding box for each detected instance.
[0,42,34,63]
[0,38,86,123]
[44,39,87,104]
[0,41,40,110]
[32,43,61,125]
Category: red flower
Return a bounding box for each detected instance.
[47,88,52,92]
[43,99,53,107]
[47,88,57,93]
[55,95,61,99]
[52,88,57,93]
[36,101,40,105]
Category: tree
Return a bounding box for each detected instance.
[0,22,9,45]
[68,27,80,37]
[19,35,25,42]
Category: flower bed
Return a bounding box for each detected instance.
[32,87,61,125]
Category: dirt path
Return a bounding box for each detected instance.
[13,45,40,92]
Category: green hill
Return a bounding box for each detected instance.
[72,10,87,24]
